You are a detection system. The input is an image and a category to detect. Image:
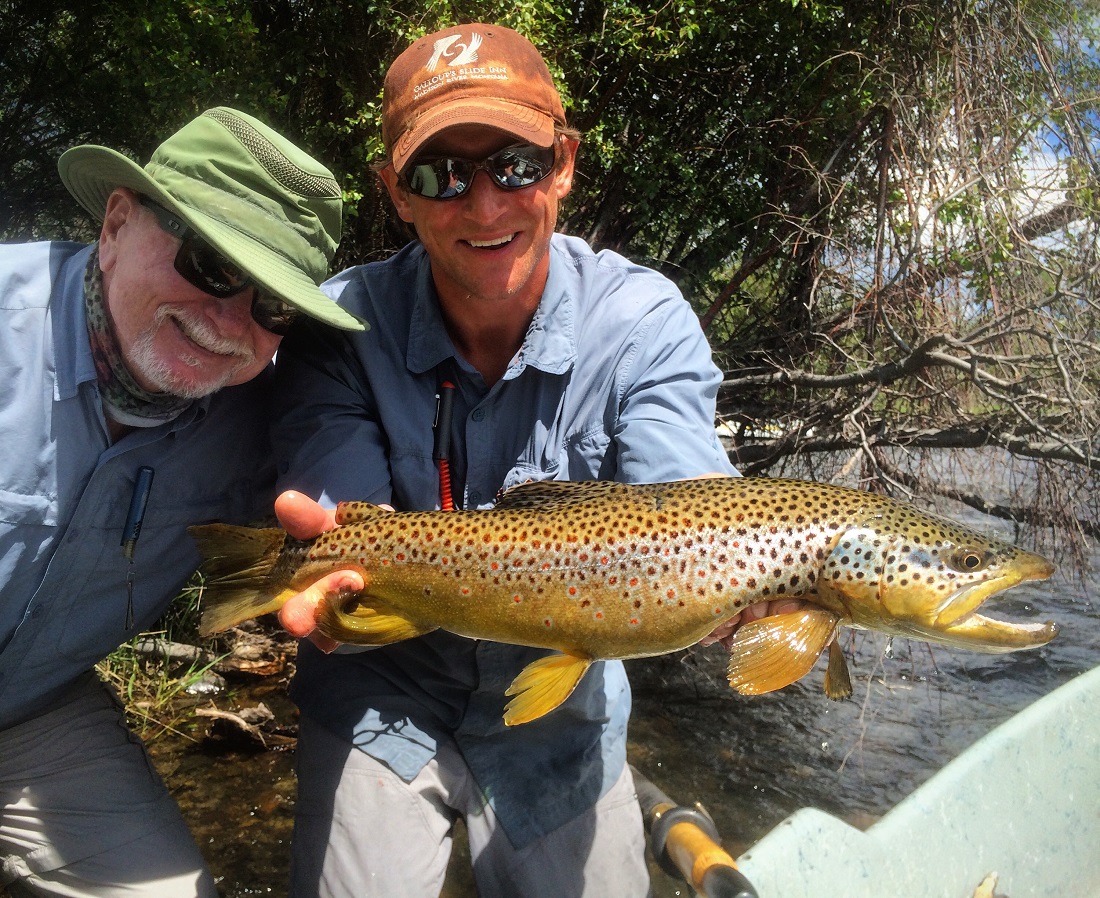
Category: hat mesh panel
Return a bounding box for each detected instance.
[203,108,341,199]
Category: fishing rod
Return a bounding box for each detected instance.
[631,765,759,898]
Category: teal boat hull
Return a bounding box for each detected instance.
[737,664,1100,896]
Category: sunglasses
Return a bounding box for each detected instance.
[401,143,557,200]
[140,197,299,336]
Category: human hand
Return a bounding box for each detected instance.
[273,490,364,653]
[698,599,807,651]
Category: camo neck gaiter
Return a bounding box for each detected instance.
[83,247,193,427]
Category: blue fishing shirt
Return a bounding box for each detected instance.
[272,234,736,848]
[0,241,276,731]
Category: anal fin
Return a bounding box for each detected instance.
[823,638,853,700]
[727,606,839,695]
[503,653,593,726]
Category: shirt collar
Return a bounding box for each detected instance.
[54,244,99,401]
[404,237,578,380]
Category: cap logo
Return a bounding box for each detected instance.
[413,30,511,104]
[426,32,483,71]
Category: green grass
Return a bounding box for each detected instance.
[96,574,227,741]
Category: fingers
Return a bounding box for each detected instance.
[698,613,742,647]
[740,598,804,623]
[275,490,337,540]
[698,599,810,650]
[277,569,365,653]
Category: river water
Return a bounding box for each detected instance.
[149,473,1100,897]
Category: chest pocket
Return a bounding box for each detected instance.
[501,427,615,493]
[52,481,261,664]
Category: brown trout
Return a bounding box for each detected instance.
[191,477,1058,725]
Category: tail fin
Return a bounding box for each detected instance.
[189,524,290,635]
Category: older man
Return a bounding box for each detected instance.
[0,107,362,897]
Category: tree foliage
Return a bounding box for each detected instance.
[3,0,1098,553]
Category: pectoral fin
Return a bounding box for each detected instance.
[727,607,840,695]
[503,653,593,726]
[316,593,436,645]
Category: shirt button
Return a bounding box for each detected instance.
[471,409,485,422]
[469,491,482,506]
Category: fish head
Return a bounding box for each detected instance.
[815,506,1058,653]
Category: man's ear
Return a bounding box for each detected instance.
[98,188,141,273]
[378,165,415,223]
[552,137,580,199]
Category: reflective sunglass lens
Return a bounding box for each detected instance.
[489,146,555,189]
[251,293,299,336]
[406,160,465,199]
[175,234,249,298]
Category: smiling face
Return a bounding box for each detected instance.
[380,126,578,312]
[97,189,281,399]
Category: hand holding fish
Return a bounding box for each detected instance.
[698,598,808,651]
[273,490,362,653]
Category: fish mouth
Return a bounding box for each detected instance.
[930,554,1058,652]
[933,611,1059,653]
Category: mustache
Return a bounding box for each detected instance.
[162,306,256,363]
[123,305,259,400]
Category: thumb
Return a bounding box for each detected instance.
[278,569,365,653]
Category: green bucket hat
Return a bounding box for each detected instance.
[58,106,365,332]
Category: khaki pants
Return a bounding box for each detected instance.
[0,675,215,898]
[290,715,651,898]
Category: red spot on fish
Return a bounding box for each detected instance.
[629,577,639,587]
[462,587,470,595]
[569,586,578,596]
[666,588,676,599]
[514,594,522,603]
[544,618,552,626]
[714,607,723,615]
[595,612,603,619]
[630,618,639,625]
[396,553,405,561]
[491,562,500,571]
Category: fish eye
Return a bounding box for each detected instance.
[945,547,992,573]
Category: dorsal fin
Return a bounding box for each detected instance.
[494,479,635,511]
[335,501,387,525]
